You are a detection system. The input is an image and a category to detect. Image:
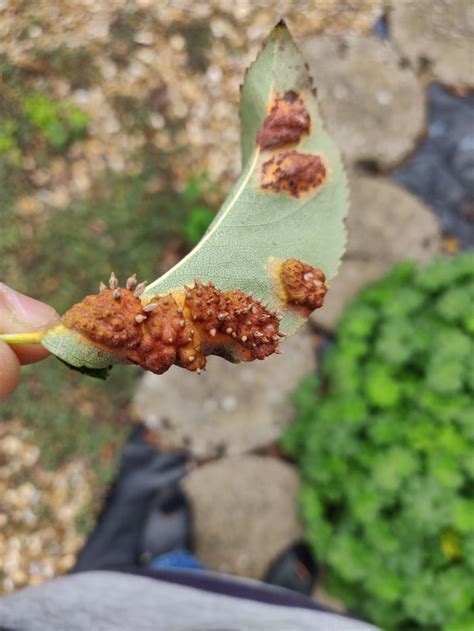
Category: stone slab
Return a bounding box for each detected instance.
[302,34,426,170]
[313,259,384,332]
[133,329,316,458]
[345,174,441,264]
[390,0,474,88]
[313,174,441,331]
[182,455,303,579]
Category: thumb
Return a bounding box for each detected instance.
[0,282,59,364]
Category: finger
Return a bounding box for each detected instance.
[0,283,59,365]
[14,342,50,365]
[0,340,21,400]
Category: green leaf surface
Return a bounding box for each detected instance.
[41,23,348,375]
[43,324,121,370]
[144,22,348,333]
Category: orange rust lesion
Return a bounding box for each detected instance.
[63,288,143,350]
[62,288,203,374]
[260,150,328,198]
[256,90,310,151]
[183,280,282,363]
[270,258,329,317]
[62,275,284,375]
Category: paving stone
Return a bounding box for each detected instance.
[313,259,384,332]
[346,174,441,264]
[182,455,303,579]
[313,174,442,331]
[389,0,474,88]
[302,34,426,170]
[133,329,316,459]
[312,583,347,614]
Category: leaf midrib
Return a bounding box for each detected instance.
[146,40,279,296]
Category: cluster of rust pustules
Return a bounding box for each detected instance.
[61,257,328,377]
[62,273,284,375]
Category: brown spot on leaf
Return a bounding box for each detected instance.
[63,288,143,349]
[184,280,282,362]
[62,287,202,374]
[256,91,310,150]
[278,258,328,316]
[260,151,327,198]
[62,277,283,375]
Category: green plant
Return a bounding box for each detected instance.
[183,205,214,244]
[182,174,216,244]
[283,254,474,630]
[22,93,90,149]
[0,118,21,164]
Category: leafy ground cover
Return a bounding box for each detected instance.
[283,253,474,629]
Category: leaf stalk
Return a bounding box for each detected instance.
[0,331,45,345]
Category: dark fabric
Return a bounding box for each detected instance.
[73,425,189,572]
[393,83,474,248]
[118,566,336,614]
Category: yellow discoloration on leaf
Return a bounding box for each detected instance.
[268,257,328,318]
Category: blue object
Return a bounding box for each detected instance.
[149,549,206,571]
[373,15,389,40]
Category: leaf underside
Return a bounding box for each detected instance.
[57,358,112,380]
[42,22,348,374]
[144,23,348,332]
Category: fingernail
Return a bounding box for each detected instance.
[0,283,59,331]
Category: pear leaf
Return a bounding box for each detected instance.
[41,21,348,377]
[143,22,348,332]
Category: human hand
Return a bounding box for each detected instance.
[0,283,59,400]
